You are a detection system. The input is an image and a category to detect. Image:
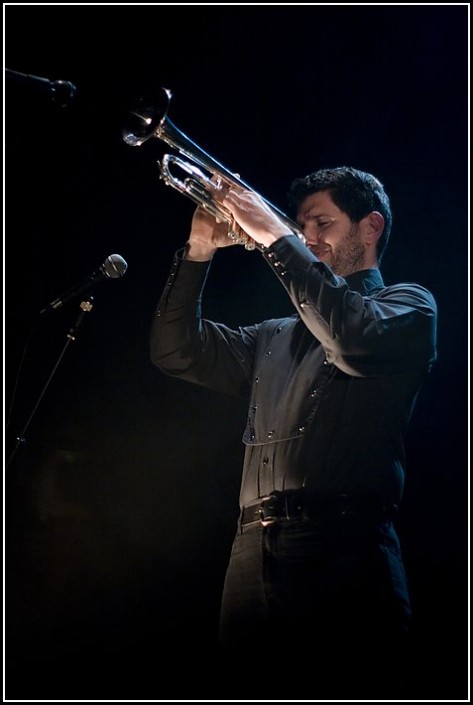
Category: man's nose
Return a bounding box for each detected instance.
[304,229,319,246]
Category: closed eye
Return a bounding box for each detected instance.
[300,217,332,228]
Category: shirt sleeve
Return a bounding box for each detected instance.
[262,235,438,377]
[149,248,258,398]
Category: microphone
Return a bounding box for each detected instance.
[5,68,77,107]
[40,254,128,314]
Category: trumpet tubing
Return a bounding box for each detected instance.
[159,155,255,249]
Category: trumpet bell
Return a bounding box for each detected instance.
[122,87,172,147]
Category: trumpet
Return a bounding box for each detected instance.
[122,87,305,251]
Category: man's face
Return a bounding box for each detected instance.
[296,190,367,277]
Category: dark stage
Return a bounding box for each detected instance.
[4,5,469,701]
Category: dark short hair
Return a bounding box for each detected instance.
[287,166,392,262]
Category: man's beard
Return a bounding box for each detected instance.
[330,223,366,276]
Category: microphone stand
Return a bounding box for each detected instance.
[6,296,95,470]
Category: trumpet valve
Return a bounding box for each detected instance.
[227,221,256,250]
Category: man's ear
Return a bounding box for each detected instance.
[361,211,384,246]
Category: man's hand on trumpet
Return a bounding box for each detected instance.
[221,187,292,249]
[185,179,291,261]
[185,176,251,261]
[185,205,234,261]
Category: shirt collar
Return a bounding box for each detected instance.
[344,268,385,296]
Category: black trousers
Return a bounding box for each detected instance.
[219,514,412,700]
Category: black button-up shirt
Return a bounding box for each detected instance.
[150,235,437,507]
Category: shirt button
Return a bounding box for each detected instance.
[263,457,269,466]
[268,429,275,438]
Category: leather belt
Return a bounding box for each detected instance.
[240,490,397,527]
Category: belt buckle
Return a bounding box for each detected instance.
[258,494,280,526]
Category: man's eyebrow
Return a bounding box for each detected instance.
[300,209,332,219]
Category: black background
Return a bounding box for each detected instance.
[5,4,468,701]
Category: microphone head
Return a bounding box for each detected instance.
[51,79,77,107]
[101,254,128,279]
